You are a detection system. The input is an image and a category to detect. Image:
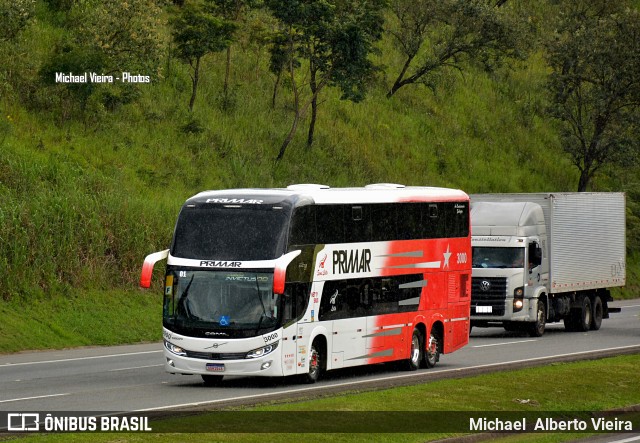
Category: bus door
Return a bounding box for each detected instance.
[320,281,367,369]
[281,282,312,376]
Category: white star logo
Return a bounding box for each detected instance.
[443,245,452,269]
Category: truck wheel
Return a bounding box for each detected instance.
[529,300,546,337]
[405,328,424,371]
[576,296,592,332]
[590,296,603,330]
[424,330,440,368]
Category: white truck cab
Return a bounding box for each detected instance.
[470,193,625,337]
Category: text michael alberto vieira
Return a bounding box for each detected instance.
[55,72,150,83]
[470,416,634,432]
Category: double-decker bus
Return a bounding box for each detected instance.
[140,184,471,385]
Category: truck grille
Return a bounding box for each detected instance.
[471,277,507,316]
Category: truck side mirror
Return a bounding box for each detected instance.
[528,243,542,269]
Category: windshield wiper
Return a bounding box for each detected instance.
[254,274,268,334]
[177,275,195,318]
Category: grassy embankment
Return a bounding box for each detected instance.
[0,4,638,353]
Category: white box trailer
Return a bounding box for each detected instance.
[470,192,625,336]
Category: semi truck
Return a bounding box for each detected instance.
[469,192,625,336]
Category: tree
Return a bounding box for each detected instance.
[36,0,167,121]
[0,0,35,42]
[206,0,257,104]
[267,0,385,160]
[546,2,640,191]
[74,0,166,75]
[171,4,236,112]
[386,0,525,98]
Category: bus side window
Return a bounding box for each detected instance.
[371,204,396,241]
[317,205,345,244]
[319,281,345,320]
[290,206,316,245]
[283,282,310,324]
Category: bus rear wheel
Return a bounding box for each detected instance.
[405,329,424,371]
[424,331,440,368]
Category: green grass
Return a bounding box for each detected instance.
[0,288,161,352]
[8,354,640,442]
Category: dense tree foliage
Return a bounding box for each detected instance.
[546,1,640,191]
[171,3,236,111]
[386,0,526,97]
[0,0,36,42]
[0,0,638,191]
[267,0,386,159]
[206,0,258,106]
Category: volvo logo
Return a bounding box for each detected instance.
[480,280,491,292]
[204,342,228,349]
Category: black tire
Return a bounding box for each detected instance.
[424,330,440,368]
[590,295,603,330]
[201,374,223,386]
[529,300,546,337]
[405,328,424,371]
[302,339,324,384]
[576,296,592,332]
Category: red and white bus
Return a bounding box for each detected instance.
[140,184,471,385]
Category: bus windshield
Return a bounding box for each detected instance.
[171,205,291,260]
[163,270,280,337]
[472,247,525,269]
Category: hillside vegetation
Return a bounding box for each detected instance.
[0,0,638,351]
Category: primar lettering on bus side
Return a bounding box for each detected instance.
[200,260,242,267]
[333,249,372,274]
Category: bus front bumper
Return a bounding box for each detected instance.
[163,348,284,377]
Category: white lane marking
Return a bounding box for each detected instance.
[109,364,164,372]
[621,304,640,308]
[473,339,537,348]
[134,344,640,413]
[0,393,70,404]
[0,350,163,368]
[609,436,640,443]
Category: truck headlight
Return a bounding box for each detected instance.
[513,287,524,312]
[164,340,187,357]
[246,342,279,359]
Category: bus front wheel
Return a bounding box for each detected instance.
[303,339,325,384]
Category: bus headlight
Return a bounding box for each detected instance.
[246,342,279,359]
[164,340,187,357]
[513,287,524,312]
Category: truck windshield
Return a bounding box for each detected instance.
[472,247,525,269]
[163,270,280,337]
[171,204,290,260]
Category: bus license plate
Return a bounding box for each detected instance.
[476,306,492,314]
[206,363,225,372]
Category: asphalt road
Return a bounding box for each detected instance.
[0,299,638,416]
